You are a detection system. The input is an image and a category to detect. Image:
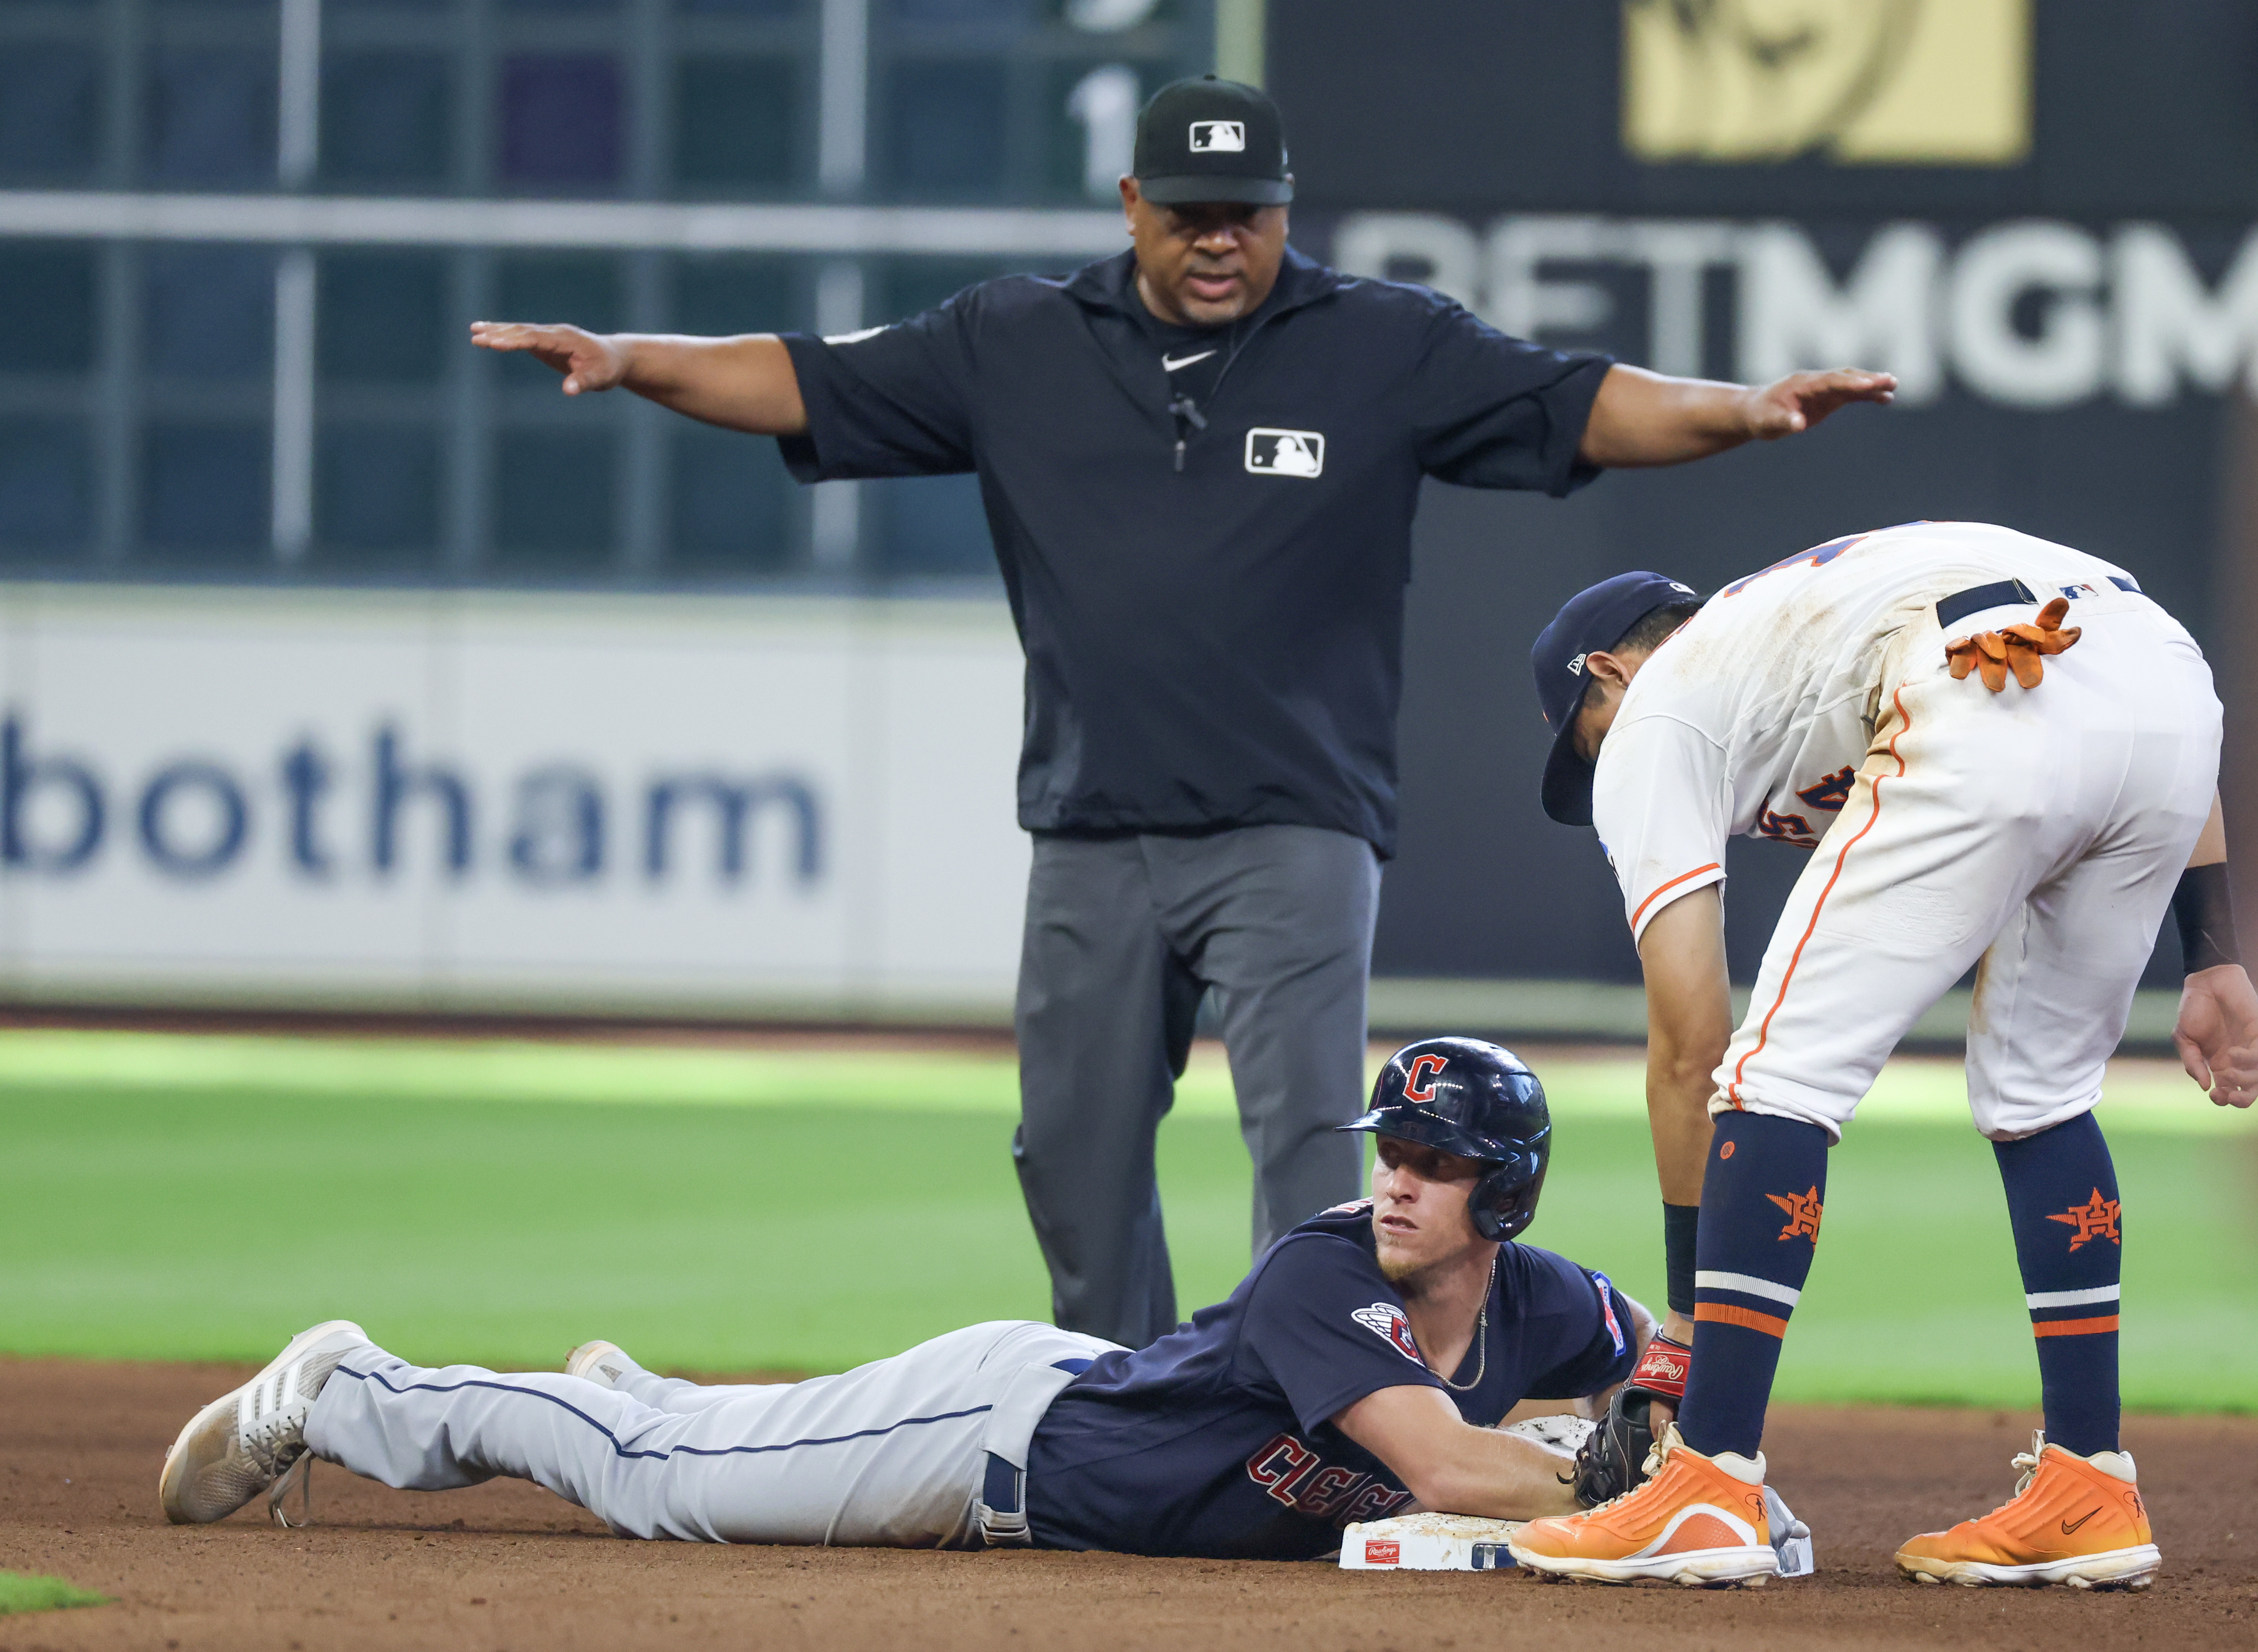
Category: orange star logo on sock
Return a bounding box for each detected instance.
[2045,1189,2121,1250]
[1766,1186,1823,1242]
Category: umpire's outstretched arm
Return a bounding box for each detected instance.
[471,320,1898,471]
[469,322,809,436]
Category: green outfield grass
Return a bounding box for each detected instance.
[0,1031,2249,1409]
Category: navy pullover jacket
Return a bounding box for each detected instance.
[779,247,1609,856]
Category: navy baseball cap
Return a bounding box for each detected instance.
[1133,77,1292,207]
[1532,572,1701,826]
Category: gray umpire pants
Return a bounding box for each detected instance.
[1013,824,1381,1349]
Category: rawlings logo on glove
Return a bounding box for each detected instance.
[1944,596,2082,691]
[1563,1334,1691,1507]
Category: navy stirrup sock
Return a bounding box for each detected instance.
[1994,1112,2122,1457]
[1675,1111,1832,1461]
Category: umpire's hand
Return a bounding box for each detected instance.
[471,321,633,396]
[469,322,809,434]
[1580,363,1896,468]
[1741,367,1898,439]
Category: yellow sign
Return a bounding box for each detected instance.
[1623,0,2030,166]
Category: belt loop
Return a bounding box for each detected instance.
[977,1452,1030,1548]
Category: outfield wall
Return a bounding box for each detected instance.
[0,585,1032,1019]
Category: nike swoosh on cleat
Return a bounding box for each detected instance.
[1162,350,1218,372]
[2060,1508,2100,1534]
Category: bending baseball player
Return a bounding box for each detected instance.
[163,1040,1778,1561]
[1507,520,2257,1589]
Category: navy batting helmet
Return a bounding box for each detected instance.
[1338,1036,1551,1242]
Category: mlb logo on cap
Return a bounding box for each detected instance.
[1133,77,1291,207]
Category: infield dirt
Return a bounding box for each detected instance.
[3,1356,2252,1652]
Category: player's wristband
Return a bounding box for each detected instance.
[1662,1203,1699,1318]
[1626,1334,1690,1403]
[2173,861,2242,975]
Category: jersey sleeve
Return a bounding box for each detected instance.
[776,294,979,482]
[1589,713,1732,945]
[1238,1235,1446,1433]
[1403,298,1611,496]
[1510,1247,1640,1401]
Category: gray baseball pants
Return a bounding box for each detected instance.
[305,1320,1118,1546]
[1014,824,1382,1349]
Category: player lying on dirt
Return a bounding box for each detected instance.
[161,1039,1763,1562]
[1507,520,2258,1591]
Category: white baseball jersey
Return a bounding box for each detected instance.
[1589,520,2219,1139]
[1593,520,2144,945]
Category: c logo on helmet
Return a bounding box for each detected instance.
[1403,1054,1449,1103]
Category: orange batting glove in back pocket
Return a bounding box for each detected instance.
[1945,596,2083,691]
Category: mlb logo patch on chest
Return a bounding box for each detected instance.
[1245,428,1325,478]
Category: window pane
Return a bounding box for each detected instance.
[492,255,619,386]
[0,44,101,180]
[674,57,796,187]
[877,257,1002,323]
[493,428,614,570]
[498,55,623,188]
[892,0,1026,18]
[874,473,993,577]
[145,49,276,184]
[141,423,268,553]
[671,256,792,335]
[0,419,92,551]
[0,247,98,373]
[322,52,451,187]
[315,423,439,556]
[318,253,447,384]
[669,425,790,574]
[146,246,273,380]
[888,62,1007,193]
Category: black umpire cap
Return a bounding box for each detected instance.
[1133,76,1292,206]
[1531,571,1700,827]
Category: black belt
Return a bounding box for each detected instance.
[1937,575,2138,630]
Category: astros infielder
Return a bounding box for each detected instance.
[162,1041,1774,1561]
[1506,520,2257,1588]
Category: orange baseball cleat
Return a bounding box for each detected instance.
[1895,1432,2158,1590]
[1509,1425,1778,1587]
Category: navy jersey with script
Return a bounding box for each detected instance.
[1023,1204,1636,1559]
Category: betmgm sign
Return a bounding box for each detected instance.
[1335,214,2258,412]
[0,590,1031,1019]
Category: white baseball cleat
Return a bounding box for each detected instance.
[565,1340,642,1389]
[159,1319,372,1525]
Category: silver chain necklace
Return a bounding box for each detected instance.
[1437,1254,1499,1393]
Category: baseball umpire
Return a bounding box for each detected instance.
[470,76,1896,1350]
[1506,522,2258,1588]
[161,1040,1809,1562]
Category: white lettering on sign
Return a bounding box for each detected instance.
[1331,211,2258,410]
